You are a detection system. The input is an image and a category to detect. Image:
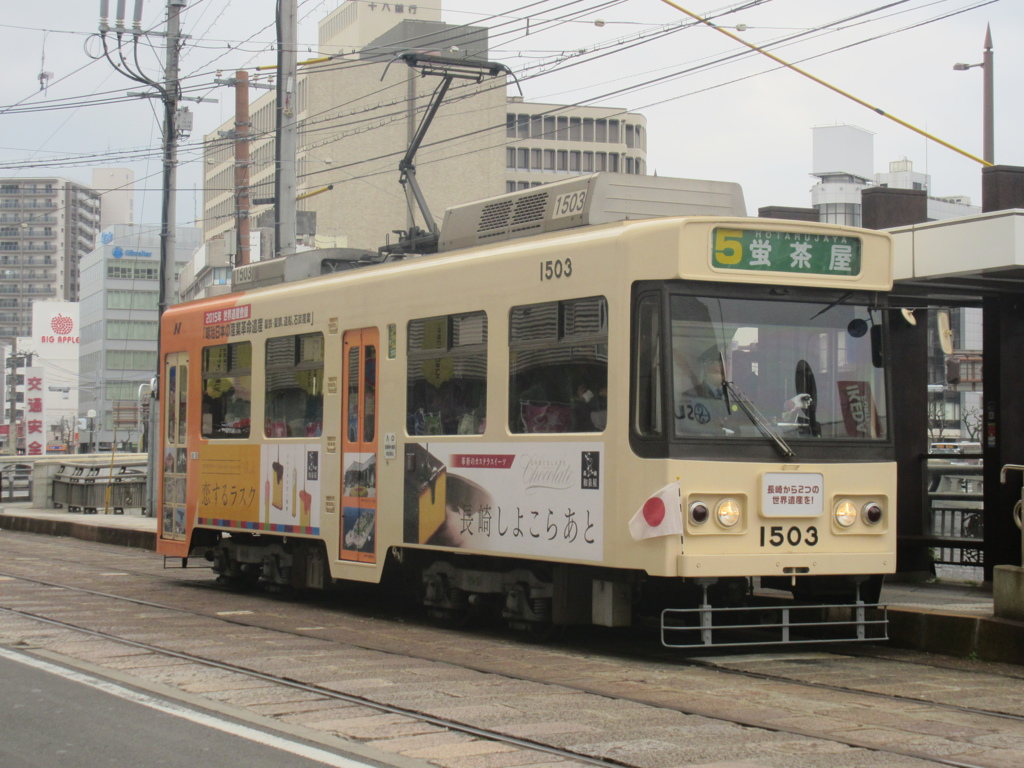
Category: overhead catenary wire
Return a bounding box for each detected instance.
[1,0,998,203]
[657,0,994,167]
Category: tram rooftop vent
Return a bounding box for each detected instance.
[437,172,747,252]
[231,247,380,292]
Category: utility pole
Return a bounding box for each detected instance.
[97,0,208,515]
[215,71,273,265]
[160,0,184,318]
[275,0,298,258]
[5,338,17,455]
[234,70,252,266]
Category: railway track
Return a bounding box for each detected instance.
[0,537,1020,768]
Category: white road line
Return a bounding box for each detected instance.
[0,646,371,768]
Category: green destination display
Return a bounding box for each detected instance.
[711,228,862,276]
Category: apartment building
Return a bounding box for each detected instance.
[0,177,101,337]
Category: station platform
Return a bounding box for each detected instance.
[2,503,1023,665]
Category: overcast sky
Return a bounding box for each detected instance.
[1,0,1019,229]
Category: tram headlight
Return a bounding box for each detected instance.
[834,499,858,528]
[862,502,884,525]
[689,502,710,525]
[715,498,741,528]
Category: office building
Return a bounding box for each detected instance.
[77,223,202,451]
[504,99,647,193]
[203,1,504,252]
[202,1,649,255]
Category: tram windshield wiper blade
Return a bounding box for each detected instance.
[723,380,795,459]
[809,291,853,320]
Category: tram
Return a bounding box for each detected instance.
[157,174,895,645]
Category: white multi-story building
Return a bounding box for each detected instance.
[78,224,202,451]
[92,168,135,231]
[0,177,101,337]
[809,125,980,225]
[504,98,647,193]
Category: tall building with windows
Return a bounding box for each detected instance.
[203,1,504,252]
[77,223,202,451]
[504,99,648,193]
[202,1,650,256]
[0,177,101,337]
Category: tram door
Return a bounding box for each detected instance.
[340,328,379,563]
[161,353,189,543]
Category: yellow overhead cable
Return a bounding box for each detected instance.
[657,0,992,167]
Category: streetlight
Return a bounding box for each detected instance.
[953,24,994,164]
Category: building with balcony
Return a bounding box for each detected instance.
[0,177,102,337]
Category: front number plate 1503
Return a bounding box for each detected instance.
[762,472,824,518]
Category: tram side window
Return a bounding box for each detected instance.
[407,312,487,436]
[201,341,252,439]
[634,295,663,436]
[509,296,608,434]
[265,332,324,438]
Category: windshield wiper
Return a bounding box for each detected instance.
[809,291,853,320]
[723,379,795,459]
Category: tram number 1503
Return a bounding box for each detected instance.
[760,525,819,547]
[540,258,573,281]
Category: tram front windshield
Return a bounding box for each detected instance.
[670,292,887,443]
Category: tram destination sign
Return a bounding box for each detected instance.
[711,228,862,276]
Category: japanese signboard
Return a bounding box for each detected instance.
[23,366,45,456]
[403,442,604,562]
[761,472,824,518]
[712,228,862,276]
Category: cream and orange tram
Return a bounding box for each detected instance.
[158,177,894,646]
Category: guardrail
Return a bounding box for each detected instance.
[0,463,32,501]
[903,455,985,573]
[51,460,147,515]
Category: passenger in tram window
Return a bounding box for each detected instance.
[572,382,607,432]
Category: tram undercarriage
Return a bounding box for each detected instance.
[197,534,886,646]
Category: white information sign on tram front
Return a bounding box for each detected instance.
[762,472,824,518]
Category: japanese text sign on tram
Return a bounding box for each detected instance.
[712,228,861,276]
[762,472,824,518]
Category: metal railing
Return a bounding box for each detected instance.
[0,463,32,501]
[918,454,985,572]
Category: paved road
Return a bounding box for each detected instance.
[3,530,1023,768]
[0,649,378,768]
